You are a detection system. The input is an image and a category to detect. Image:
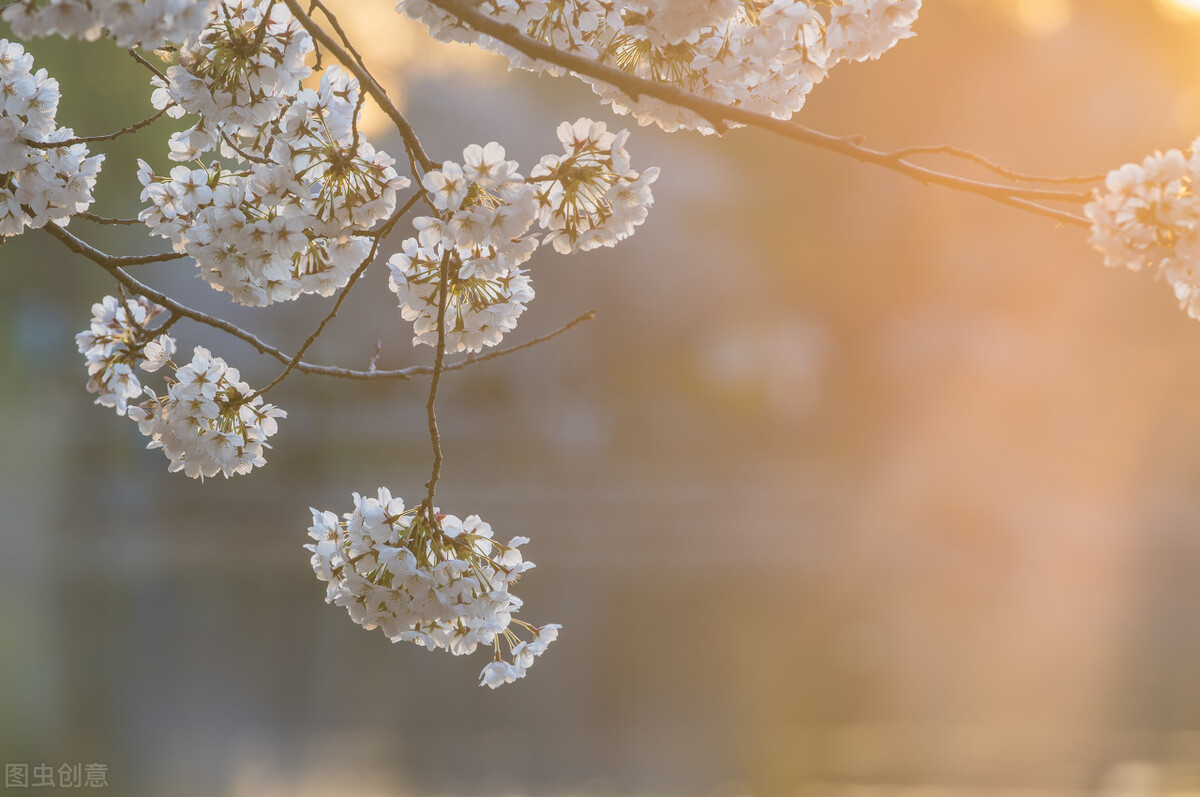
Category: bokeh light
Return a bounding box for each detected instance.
[1013,0,1072,36]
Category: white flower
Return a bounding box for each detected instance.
[76,295,174,415]
[140,334,176,373]
[139,57,408,307]
[307,492,557,686]
[129,346,285,479]
[479,660,522,689]
[0,39,103,237]
[531,118,658,253]
[387,236,535,354]
[3,0,219,48]
[1085,140,1200,322]
[462,142,517,189]
[398,0,919,134]
[422,161,469,211]
[827,0,921,63]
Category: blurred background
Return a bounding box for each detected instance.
[7,0,1200,794]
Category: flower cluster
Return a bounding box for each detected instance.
[141,5,410,306]
[389,141,538,354]
[307,489,559,687]
[533,118,660,254]
[75,295,175,415]
[1085,139,1200,320]
[389,120,657,353]
[76,296,287,479]
[152,0,313,151]
[2,0,217,49]
[0,38,102,236]
[397,0,921,133]
[128,345,286,479]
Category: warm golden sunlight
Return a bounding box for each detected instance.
[1013,0,1071,36]
[15,2,1200,796]
[311,0,505,134]
[1158,0,1200,19]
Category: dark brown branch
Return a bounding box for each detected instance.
[309,0,369,70]
[126,47,169,83]
[42,222,304,366]
[253,0,279,51]
[422,248,453,516]
[39,223,186,266]
[424,0,1096,221]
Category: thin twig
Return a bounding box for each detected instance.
[43,222,305,365]
[422,248,453,516]
[220,129,273,164]
[425,0,1097,220]
[77,212,144,226]
[883,144,1107,186]
[22,108,168,149]
[447,309,596,371]
[254,198,415,397]
[309,0,369,70]
[127,47,170,83]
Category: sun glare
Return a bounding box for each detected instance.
[309,0,506,135]
[1158,0,1200,19]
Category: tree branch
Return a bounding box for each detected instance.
[422,248,452,516]
[42,211,593,382]
[254,190,421,396]
[883,144,1106,186]
[424,0,1096,224]
[447,308,596,371]
[22,108,168,149]
[38,223,186,266]
[126,47,169,83]
[77,213,144,226]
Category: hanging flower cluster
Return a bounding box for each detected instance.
[389,119,658,353]
[138,1,409,306]
[0,38,103,236]
[389,140,538,354]
[75,295,175,415]
[1085,139,1200,320]
[533,117,661,254]
[2,0,218,48]
[129,345,286,479]
[397,0,922,133]
[307,489,560,687]
[76,296,285,480]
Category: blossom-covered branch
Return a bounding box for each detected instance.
[416,0,1093,227]
[16,0,1170,691]
[43,219,595,381]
